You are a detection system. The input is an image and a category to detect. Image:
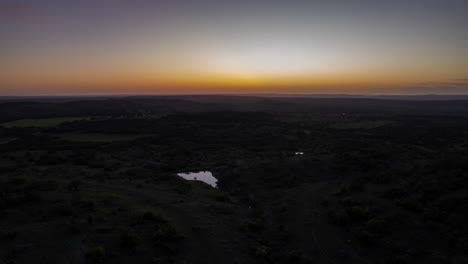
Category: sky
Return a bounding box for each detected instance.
[1,0,468,95]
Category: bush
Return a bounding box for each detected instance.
[152,224,183,244]
[393,255,410,264]
[50,204,74,217]
[37,152,64,165]
[451,256,468,264]
[328,210,350,226]
[25,180,59,192]
[120,229,140,249]
[142,211,167,223]
[1,230,20,241]
[67,179,82,192]
[66,219,83,234]
[72,199,95,211]
[382,188,407,200]
[356,230,375,246]
[349,180,365,192]
[255,244,272,258]
[339,197,356,206]
[333,186,348,196]
[208,192,232,202]
[241,219,264,234]
[396,198,423,212]
[365,218,388,234]
[0,260,16,264]
[319,196,331,207]
[287,249,302,262]
[4,191,43,208]
[346,206,371,222]
[172,181,191,195]
[85,246,106,263]
[8,177,27,186]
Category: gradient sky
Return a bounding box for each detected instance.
[1,0,468,95]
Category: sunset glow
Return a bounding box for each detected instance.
[1,0,467,95]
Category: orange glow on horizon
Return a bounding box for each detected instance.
[1,70,447,95]
[1,0,467,95]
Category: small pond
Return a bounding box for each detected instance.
[177,171,218,188]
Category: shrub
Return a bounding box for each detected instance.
[142,211,167,223]
[451,256,468,264]
[287,249,302,262]
[329,206,373,225]
[72,199,95,211]
[328,210,350,226]
[333,186,348,196]
[8,177,27,186]
[172,181,191,195]
[339,197,356,206]
[319,197,331,207]
[208,192,232,202]
[37,152,64,165]
[50,204,74,217]
[396,198,423,212]
[365,218,388,234]
[240,219,264,234]
[346,206,371,222]
[255,244,272,258]
[382,188,407,200]
[67,179,82,192]
[120,229,140,249]
[0,260,16,264]
[393,255,410,264]
[26,180,59,191]
[4,191,43,208]
[349,180,365,192]
[66,220,83,234]
[1,230,20,241]
[85,246,106,263]
[356,230,375,246]
[152,224,183,244]
[373,173,394,184]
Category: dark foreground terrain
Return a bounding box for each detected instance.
[1,95,468,264]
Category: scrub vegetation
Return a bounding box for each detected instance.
[0,117,91,128]
[1,95,468,264]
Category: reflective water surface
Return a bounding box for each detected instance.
[177,171,218,188]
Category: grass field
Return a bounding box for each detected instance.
[0,117,90,128]
[330,120,393,129]
[55,133,148,142]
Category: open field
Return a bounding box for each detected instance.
[330,120,393,129]
[0,117,90,128]
[55,133,150,142]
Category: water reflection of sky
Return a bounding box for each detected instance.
[177,171,218,188]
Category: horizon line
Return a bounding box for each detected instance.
[2,93,468,98]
